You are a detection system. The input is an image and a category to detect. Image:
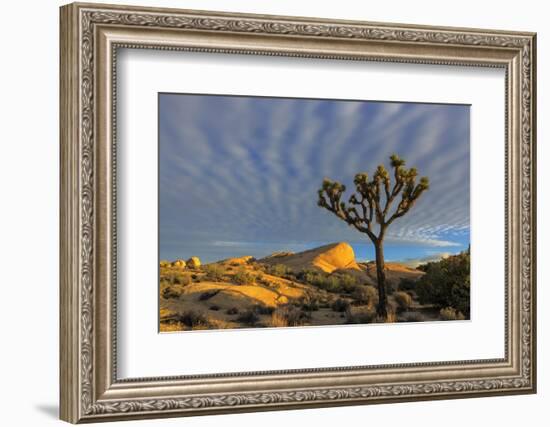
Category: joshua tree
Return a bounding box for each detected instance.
[317,154,429,319]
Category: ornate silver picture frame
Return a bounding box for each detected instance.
[60,2,536,423]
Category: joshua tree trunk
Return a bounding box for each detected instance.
[374,240,388,318]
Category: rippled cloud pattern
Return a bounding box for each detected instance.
[159,93,470,263]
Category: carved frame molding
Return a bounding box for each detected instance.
[60,2,536,423]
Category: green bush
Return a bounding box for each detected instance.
[233,268,255,285]
[297,270,357,293]
[336,273,358,293]
[415,249,470,317]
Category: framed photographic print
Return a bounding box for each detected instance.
[60,2,537,423]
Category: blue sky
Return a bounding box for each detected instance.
[159,93,470,264]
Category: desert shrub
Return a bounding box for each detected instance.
[439,307,466,321]
[198,289,219,301]
[297,270,356,293]
[204,264,225,282]
[256,275,273,287]
[400,311,426,323]
[394,291,413,311]
[269,264,292,277]
[299,295,320,312]
[416,263,430,272]
[254,304,275,315]
[162,274,190,286]
[399,278,417,292]
[322,275,342,292]
[416,250,470,317]
[305,272,340,292]
[270,305,310,327]
[226,307,239,315]
[233,268,255,285]
[335,273,358,293]
[162,286,182,299]
[331,298,351,312]
[237,309,260,325]
[161,274,175,284]
[177,310,209,328]
[296,269,326,288]
[297,269,319,283]
[385,311,397,323]
[345,307,377,324]
[352,285,378,306]
[209,305,220,311]
[385,280,399,295]
[254,263,267,273]
[159,260,170,268]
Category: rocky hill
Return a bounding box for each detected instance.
[159,242,430,332]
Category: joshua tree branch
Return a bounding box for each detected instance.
[318,182,378,242]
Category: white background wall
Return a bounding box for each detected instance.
[0,0,546,426]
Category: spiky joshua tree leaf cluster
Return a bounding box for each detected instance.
[317,154,429,319]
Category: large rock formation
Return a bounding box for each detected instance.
[186,256,201,269]
[260,242,361,274]
[171,259,186,268]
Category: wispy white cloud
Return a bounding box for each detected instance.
[400,252,453,268]
[386,237,462,247]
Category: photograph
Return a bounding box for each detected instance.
[158,93,471,332]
